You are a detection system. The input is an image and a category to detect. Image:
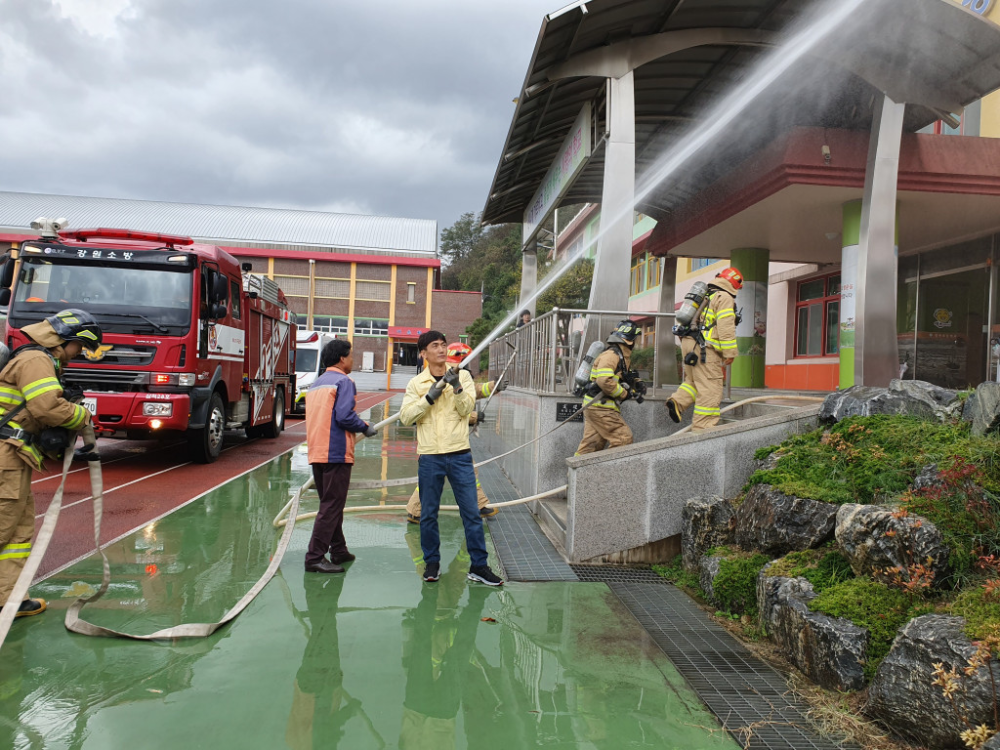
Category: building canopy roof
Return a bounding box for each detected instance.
[0,191,438,256]
[482,0,1000,230]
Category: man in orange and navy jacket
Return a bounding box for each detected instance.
[305,339,377,574]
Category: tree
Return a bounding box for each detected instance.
[439,212,484,266]
[536,258,594,315]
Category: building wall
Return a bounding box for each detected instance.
[431,289,483,373]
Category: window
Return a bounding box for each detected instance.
[313,317,350,335]
[406,282,416,304]
[274,275,309,297]
[314,278,350,299]
[795,273,841,357]
[353,318,389,336]
[459,335,468,344]
[630,255,647,296]
[647,257,662,289]
[230,280,241,320]
[356,280,391,301]
[691,258,719,272]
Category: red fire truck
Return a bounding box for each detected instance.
[0,222,295,463]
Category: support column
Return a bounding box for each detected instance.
[307,258,316,330]
[730,248,769,388]
[519,241,538,317]
[653,256,679,388]
[839,201,861,389]
[587,71,635,313]
[854,95,904,387]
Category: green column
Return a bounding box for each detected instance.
[730,247,768,388]
[839,201,861,389]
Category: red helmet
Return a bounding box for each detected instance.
[716,266,743,290]
[446,342,472,364]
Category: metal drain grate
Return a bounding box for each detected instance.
[570,565,667,584]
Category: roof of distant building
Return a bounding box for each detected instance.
[0,191,437,256]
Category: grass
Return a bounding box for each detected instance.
[749,416,1000,505]
[705,548,771,617]
[652,555,702,594]
[951,586,1000,643]
[764,548,855,593]
[808,577,934,681]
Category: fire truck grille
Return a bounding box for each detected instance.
[63,369,147,393]
[73,346,156,366]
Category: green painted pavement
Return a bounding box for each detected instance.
[0,397,738,749]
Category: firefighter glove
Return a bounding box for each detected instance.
[492,380,507,393]
[425,379,447,405]
[62,382,84,403]
[476,410,486,425]
[442,366,463,393]
[363,423,378,438]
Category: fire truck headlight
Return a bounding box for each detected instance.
[178,373,196,387]
[143,403,173,417]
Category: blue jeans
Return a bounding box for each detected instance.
[417,452,487,568]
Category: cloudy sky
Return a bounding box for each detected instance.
[0,0,551,233]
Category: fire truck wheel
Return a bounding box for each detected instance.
[189,391,226,464]
[261,388,285,439]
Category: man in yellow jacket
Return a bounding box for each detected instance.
[0,309,101,618]
[405,342,503,523]
[399,331,503,587]
[575,319,642,455]
[666,266,742,432]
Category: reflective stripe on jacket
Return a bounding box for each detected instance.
[305,367,368,464]
[0,349,89,470]
[583,347,630,412]
[399,368,476,455]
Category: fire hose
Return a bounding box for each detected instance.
[0,393,823,648]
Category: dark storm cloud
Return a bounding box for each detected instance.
[0,0,548,229]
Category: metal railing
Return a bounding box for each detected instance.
[486,308,677,394]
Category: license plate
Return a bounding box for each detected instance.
[82,398,97,415]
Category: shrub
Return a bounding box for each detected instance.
[748,416,1000,505]
[712,551,771,617]
[951,585,1000,644]
[809,577,932,680]
[652,555,702,593]
[766,549,855,593]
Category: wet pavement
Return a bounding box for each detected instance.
[0,396,738,749]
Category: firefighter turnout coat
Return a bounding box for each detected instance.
[670,277,739,430]
[575,345,634,455]
[0,320,91,605]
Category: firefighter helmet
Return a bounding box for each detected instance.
[446,342,472,364]
[716,266,744,290]
[607,319,641,347]
[46,309,103,351]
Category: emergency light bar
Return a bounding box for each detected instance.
[57,228,195,247]
[298,333,319,343]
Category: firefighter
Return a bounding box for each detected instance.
[665,266,742,431]
[0,309,101,618]
[574,319,643,455]
[406,341,504,524]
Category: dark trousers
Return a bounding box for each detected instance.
[306,463,353,566]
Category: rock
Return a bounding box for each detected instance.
[836,504,950,586]
[984,733,1000,750]
[734,484,837,556]
[756,450,783,472]
[867,615,1000,748]
[912,463,941,492]
[699,555,723,606]
[820,379,962,424]
[964,382,1000,436]
[681,496,735,571]
[757,573,868,692]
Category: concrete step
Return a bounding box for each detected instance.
[536,497,568,551]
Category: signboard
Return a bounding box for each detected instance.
[555,402,583,423]
[522,102,592,245]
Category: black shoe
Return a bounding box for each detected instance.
[479,506,498,518]
[666,399,681,424]
[331,552,356,564]
[407,513,420,525]
[467,566,504,587]
[423,562,440,582]
[15,598,47,618]
[305,560,345,574]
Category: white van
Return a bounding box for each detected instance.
[293,330,335,414]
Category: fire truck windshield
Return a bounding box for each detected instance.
[9,257,194,334]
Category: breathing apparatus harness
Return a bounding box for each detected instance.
[0,344,85,456]
[672,282,741,366]
[574,343,646,404]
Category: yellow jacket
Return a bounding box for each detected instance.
[400,367,476,455]
[700,277,739,357]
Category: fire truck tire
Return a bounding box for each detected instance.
[189,391,226,464]
[261,388,285,439]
